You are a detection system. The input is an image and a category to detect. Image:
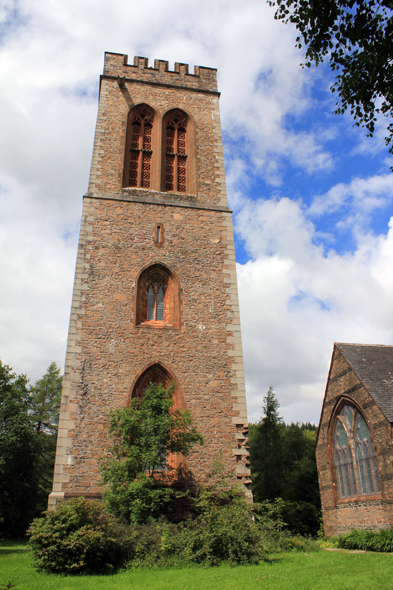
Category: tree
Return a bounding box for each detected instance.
[0,361,62,537]
[28,362,62,514]
[100,382,204,524]
[0,361,36,536]
[270,0,393,155]
[249,387,284,501]
[29,361,62,436]
[281,424,320,507]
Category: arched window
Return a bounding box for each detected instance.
[135,263,181,329]
[123,105,154,188]
[334,403,381,499]
[164,110,188,193]
[129,363,186,473]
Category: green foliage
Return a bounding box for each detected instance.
[0,361,36,536]
[0,582,18,590]
[151,455,266,566]
[0,361,62,537]
[249,387,283,501]
[100,382,203,524]
[338,528,393,552]
[178,500,263,565]
[27,497,126,574]
[279,501,321,537]
[270,0,393,159]
[103,473,173,525]
[249,388,320,534]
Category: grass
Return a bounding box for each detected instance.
[1,540,393,590]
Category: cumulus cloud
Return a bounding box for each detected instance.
[236,196,393,422]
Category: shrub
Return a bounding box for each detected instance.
[279,501,321,537]
[103,473,173,525]
[27,497,126,573]
[338,528,393,552]
[253,499,321,537]
[175,501,262,565]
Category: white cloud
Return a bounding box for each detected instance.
[236,196,393,423]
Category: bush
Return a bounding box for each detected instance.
[27,497,126,573]
[338,528,393,552]
[253,499,321,537]
[103,473,174,525]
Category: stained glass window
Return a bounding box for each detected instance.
[334,404,380,499]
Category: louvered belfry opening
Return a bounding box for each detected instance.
[127,106,153,188]
[165,110,187,193]
[334,403,381,499]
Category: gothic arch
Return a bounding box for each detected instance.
[123,103,159,190]
[329,398,381,501]
[129,362,186,471]
[135,262,181,329]
[161,108,195,194]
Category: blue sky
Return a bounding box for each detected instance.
[1,0,393,424]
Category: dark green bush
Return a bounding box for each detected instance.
[253,499,321,537]
[338,528,393,552]
[176,503,262,565]
[279,501,321,537]
[27,497,126,573]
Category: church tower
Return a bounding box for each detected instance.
[49,53,251,509]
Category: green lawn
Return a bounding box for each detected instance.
[1,541,393,590]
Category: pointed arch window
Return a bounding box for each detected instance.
[124,105,154,189]
[135,263,181,329]
[165,110,187,193]
[334,404,381,499]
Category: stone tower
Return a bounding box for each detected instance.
[49,53,251,509]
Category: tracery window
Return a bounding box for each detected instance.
[135,263,181,329]
[125,106,154,188]
[334,404,381,499]
[164,110,187,193]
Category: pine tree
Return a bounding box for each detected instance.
[249,387,284,502]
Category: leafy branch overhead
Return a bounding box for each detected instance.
[270,0,393,153]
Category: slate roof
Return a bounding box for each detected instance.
[336,343,393,423]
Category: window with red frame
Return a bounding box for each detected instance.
[128,108,153,188]
[165,111,187,193]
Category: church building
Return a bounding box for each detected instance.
[48,53,251,509]
[316,343,393,536]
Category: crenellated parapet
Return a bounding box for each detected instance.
[103,52,218,94]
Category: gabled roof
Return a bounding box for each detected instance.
[336,343,393,422]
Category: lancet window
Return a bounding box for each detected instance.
[126,106,153,188]
[164,110,187,193]
[334,403,381,499]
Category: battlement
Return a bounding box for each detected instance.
[103,52,218,93]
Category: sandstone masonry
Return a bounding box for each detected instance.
[48,53,251,509]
